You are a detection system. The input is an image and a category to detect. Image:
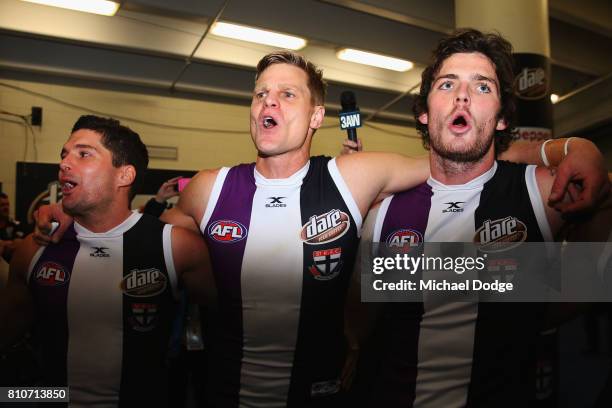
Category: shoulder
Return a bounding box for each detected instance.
[9,235,40,283]
[169,226,208,270]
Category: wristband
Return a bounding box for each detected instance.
[540,139,552,167]
[564,137,575,156]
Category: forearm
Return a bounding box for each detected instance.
[501,137,595,167]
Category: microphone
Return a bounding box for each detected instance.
[339,91,362,143]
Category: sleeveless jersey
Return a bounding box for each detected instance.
[201,156,362,408]
[367,161,553,408]
[27,212,179,408]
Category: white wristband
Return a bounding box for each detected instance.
[540,139,552,167]
[564,137,574,156]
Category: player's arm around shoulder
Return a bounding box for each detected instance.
[0,235,38,349]
[161,168,220,232]
[335,152,429,217]
[170,226,216,306]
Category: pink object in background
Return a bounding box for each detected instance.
[177,177,191,192]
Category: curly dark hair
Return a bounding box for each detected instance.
[412,29,517,155]
[256,50,327,106]
[72,115,148,201]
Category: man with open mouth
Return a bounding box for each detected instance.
[347,29,610,408]
[32,48,607,407]
[0,115,215,407]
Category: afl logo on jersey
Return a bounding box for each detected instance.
[301,209,350,245]
[34,262,70,286]
[121,268,167,297]
[386,229,423,251]
[474,216,527,252]
[208,220,248,243]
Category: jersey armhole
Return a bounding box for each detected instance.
[163,224,180,301]
[373,196,393,243]
[200,167,230,234]
[328,158,363,235]
[26,246,46,283]
[525,165,554,242]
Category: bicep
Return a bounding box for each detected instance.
[337,153,429,217]
[171,228,216,305]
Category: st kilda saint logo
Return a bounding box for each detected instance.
[300,209,350,245]
[385,229,423,254]
[34,261,70,286]
[208,220,248,243]
[129,303,158,332]
[474,216,527,252]
[121,268,167,297]
[309,247,342,281]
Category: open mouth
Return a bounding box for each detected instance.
[61,180,78,194]
[452,115,467,127]
[449,112,471,133]
[262,116,277,129]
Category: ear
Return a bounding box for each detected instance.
[495,118,507,131]
[418,112,428,125]
[117,165,136,189]
[310,106,325,129]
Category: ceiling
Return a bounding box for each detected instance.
[0,0,610,135]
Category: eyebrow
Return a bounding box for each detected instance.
[434,73,499,88]
[60,144,98,156]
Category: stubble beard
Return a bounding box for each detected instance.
[429,119,495,164]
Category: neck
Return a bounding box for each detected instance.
[255,148,310,179]
[73,198,133,233]
[0,217,7,228]
[430,151,495,185]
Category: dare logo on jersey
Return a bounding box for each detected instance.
[309,247,342,281]
[121,268,167,297]
[301,209,350,245]
[129,303,158,332]
[385,229,423,253]
[208,220,248,243]
[474,216,527,252]
[34,262,70,286]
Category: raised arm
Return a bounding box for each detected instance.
[502,137,609,213]
[336,152,429,217]
[160,169,219,232]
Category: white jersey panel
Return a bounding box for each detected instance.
[238,164,309,408]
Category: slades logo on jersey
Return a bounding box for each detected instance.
[90,247,110,257]
[129,303,158,332]
[34,262,70,286]
[474,216,527,252]
[386,229,423,252]
[300,209,350,245]
[309,247,342,281]
[208,220,247,243]
[443,201,464,213]
[266,197,287,208]
[121,268,167,297]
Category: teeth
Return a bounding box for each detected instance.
[263,117,276,129]
[63,182,75,189]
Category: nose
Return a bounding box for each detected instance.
[59,157,71,172]
[264,91,278,108]
[454,83,470,107]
